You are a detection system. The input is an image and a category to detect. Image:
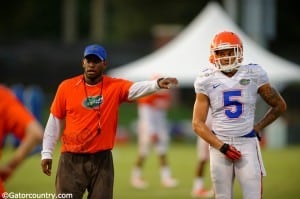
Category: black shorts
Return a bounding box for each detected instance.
[56,150,114,199]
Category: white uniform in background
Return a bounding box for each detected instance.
[197,109,212,162]
[137,90,170,155]
[131,89,178,189]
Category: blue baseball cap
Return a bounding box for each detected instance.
[83,44,107,61]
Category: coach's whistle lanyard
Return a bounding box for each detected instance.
[83,76,104,135]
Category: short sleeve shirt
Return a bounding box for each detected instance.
[194,64,269,137]
[50,75,133,153]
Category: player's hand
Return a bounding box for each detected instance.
[41,159,52,176]
[157,77,178,89]
[219,143,242,160]
[0,164,14,181]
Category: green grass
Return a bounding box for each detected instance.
[2,142,300,199]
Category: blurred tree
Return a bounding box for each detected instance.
[0,0,61,41]
[0,0,215,42]
[106,0,209,42]
[269,0,300,64]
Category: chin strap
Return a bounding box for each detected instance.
[220,64,240,73]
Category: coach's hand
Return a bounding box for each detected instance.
[157,77,178,89]
[219,143,241,160]
[41,159,52,176]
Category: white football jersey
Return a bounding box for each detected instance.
[194,64,269,137]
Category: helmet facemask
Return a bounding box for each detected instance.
[211,44,243,72]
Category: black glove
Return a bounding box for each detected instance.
[219,143,242,160]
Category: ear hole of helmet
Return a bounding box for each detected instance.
[209,54,215,64]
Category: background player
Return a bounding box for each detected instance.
[0,85,43,195]
[131,76,178,189]
[192,31,287,199]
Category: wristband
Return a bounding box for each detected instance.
[219,143,229,154]
[156,78,164,88]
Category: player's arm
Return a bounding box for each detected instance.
[41,113,63,176]
[0,120,43,181]
[192,93,241,160]
[10,120,43,166]
[192,93,222,149]
[128,78,178,101]
[254,83,287,133]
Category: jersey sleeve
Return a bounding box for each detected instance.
[194,67,213,95]
[111,77,134,102]
[120,79,134,102]
[256,64,269,87]
[50,81,67,119]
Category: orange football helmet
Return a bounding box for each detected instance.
[209,31,243,72]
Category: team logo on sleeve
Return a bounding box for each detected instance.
[84,95,103,109]
[239,79,250,85]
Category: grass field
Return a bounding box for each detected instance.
[2,142,300,199]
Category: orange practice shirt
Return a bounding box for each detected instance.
[0,85,35,194]
[137,90,171,110]
[50,75,133,153]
